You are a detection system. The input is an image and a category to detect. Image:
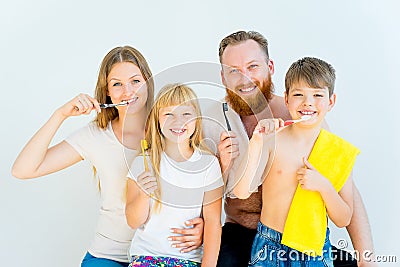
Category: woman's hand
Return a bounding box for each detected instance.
[57,93,101,118]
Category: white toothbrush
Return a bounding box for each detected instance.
[100,99,132,108]
[284,115,312,126]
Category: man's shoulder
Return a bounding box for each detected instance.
[202,98,224,116]
[269,94,291,120]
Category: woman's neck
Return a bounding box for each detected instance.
[111,109,147,149]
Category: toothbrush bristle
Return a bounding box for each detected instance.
[223,102,228,112]
[141,139,148,150]
[301,115,312,120]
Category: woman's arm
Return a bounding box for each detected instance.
[125,171,157,229]
[201,187,223,267]
[12,94,100,179]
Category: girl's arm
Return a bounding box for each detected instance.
[125,171,157,229]
[12,94,101,179]
[233,119,282,199]
[297,158,354,228]
[201,186,223,267]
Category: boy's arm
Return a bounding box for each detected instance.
[232,119,282,199]
[347,184,377,267]
[201,187,223,267]
[232,135,268,199]
[299,159,354,228]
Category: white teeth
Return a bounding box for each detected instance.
[171,129,185,134]
[240,87,255,92]
[300,111,315,115]
[124,97,138,103]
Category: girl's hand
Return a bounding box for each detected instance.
[296,157,330,192]
[57,93,101,118]
[136,171,158,196]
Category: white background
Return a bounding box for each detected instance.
[1,0,399,266]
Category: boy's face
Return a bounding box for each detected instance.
[285,82,336,127]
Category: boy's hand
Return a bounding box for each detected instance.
[136,171,157,196]
[296,157,330,192]
[218,131,239,174]
[252,118,284,140]
[168,217,204,253]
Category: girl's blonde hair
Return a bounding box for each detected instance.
[145,83,209,211]
[94,46,154,129]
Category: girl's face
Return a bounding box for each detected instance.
[285,81,336,126]
[107,62,148,115]
[159,104,197,145]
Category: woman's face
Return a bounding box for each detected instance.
[107,62,148,115]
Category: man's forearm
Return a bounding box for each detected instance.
[346,184,376,266]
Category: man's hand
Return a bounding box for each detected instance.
[218,131,239,175]
[168,217,204,253]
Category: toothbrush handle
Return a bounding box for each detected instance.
[224,114,232,131]
[284,120,295,126]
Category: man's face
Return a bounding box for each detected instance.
[220,39,274,116]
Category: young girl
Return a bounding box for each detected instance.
[12,47,204,267]
[126,83,224,267]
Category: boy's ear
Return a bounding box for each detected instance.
[284,92,289,107]
[328,93,336,111]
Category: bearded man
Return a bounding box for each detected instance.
[202,30,375,267]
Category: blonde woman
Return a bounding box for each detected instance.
[126,84,223,267]
[12,47,204,267]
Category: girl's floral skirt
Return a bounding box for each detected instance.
[129,255,200,267]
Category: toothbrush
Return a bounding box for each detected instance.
[284,115,312,126]
[140,139,149,172]
[222,103,232,131]
[100,99,132,108]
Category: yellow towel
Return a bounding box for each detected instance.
[281,129,360,256]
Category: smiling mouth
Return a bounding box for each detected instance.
[122,97,138,104]
[170,129,186,135]
[238,86,257,94]
[298,110,317,118]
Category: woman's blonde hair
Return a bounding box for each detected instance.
[145,83,209,211]
[94,46,154,129]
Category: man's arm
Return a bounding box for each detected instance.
[346,183,377,267]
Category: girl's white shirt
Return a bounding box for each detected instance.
[127,149,223,263]
[65,121,138,262]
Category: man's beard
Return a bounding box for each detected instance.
[225,73,274,116]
